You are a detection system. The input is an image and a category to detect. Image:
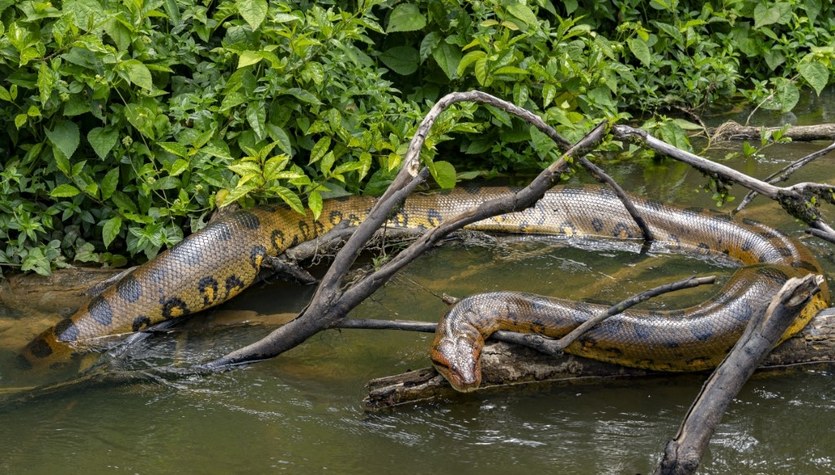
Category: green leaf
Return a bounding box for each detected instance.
[50,183,81,198]
[474,57,489,86]
[236,0,268,31]
[387,4,426,33]
[762,78,800,112]
[37,62,55,106]
[429,160,456,189]
[505,3,539,28]
[22,248,51,276]
[88,127,119,159]
[102,216,122,248]
[432,42,462,80]
[753,2,792,28]
[159,141,187,157]
[124,103,156,139]
[309,136,331,165]
[457,50,486,77]
[101,168,119,200]
[379,46,419,75]
[627,37,651,66]
[247,104,266,141]
[45,121,80,159]
[273,185,305,214]
[799,61,829,96]
[121,59,153,90]
[308,190,323,220]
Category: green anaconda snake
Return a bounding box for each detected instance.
[21,187,830,392]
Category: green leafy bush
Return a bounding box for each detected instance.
[1,0,833,274]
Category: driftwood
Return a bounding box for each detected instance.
[711,121,835,141]
[362,305,835,410]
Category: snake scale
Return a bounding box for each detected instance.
[20,186,829,392]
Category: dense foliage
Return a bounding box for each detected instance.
[1,0,833,274]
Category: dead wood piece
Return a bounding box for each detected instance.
[711,121,835,142]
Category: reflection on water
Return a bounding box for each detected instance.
[2,136,835,473]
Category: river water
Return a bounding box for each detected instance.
[2,113,835,473]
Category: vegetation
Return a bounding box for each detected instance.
[1,0,833,274]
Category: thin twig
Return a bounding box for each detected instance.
[579,156,655,242]
[735,140,835,213]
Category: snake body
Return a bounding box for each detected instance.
[21,187,829,382]
[429,187,830,391]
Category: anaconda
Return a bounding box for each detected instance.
[429,187,830,392]
[20,187,829,382]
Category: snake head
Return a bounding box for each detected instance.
[430,331,484,393]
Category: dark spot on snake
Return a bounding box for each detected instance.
[271,229,286,252]
[392,211,408,227]
[314,221,326,235]
[250,245,267,270]
[427,209,443,227]
[756,228,782,240]
[225,275,245,294]
[692,324,713,342]
[559,221,576,235]
[116,274,142,303]
[633,321,651,340]
[235,211,261,230]
[329,210,343,226]
[347,213,361,226]
[132,315,151,331]
[697,242,711,254]
[214,222,234,241]
[88,296,113,326]
[612,222,634,239]
[774,245,793,257]
[591,218,604,232]
[169,242,201,265]
[54,318,80,342]
[148,267,167,285]
[162,297,190,318]
[601,346,624,358]
[298,221,311,239]
[731,300,754,323]
[198,276,219,305]
[27,337,54,358]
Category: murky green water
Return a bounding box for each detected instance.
[3,104,835,473]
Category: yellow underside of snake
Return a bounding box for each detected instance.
[20,187,830,390]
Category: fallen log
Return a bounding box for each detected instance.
[362,307,835,410]
[711,121,835,141]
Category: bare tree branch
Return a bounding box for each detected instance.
[735,140,835,212]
